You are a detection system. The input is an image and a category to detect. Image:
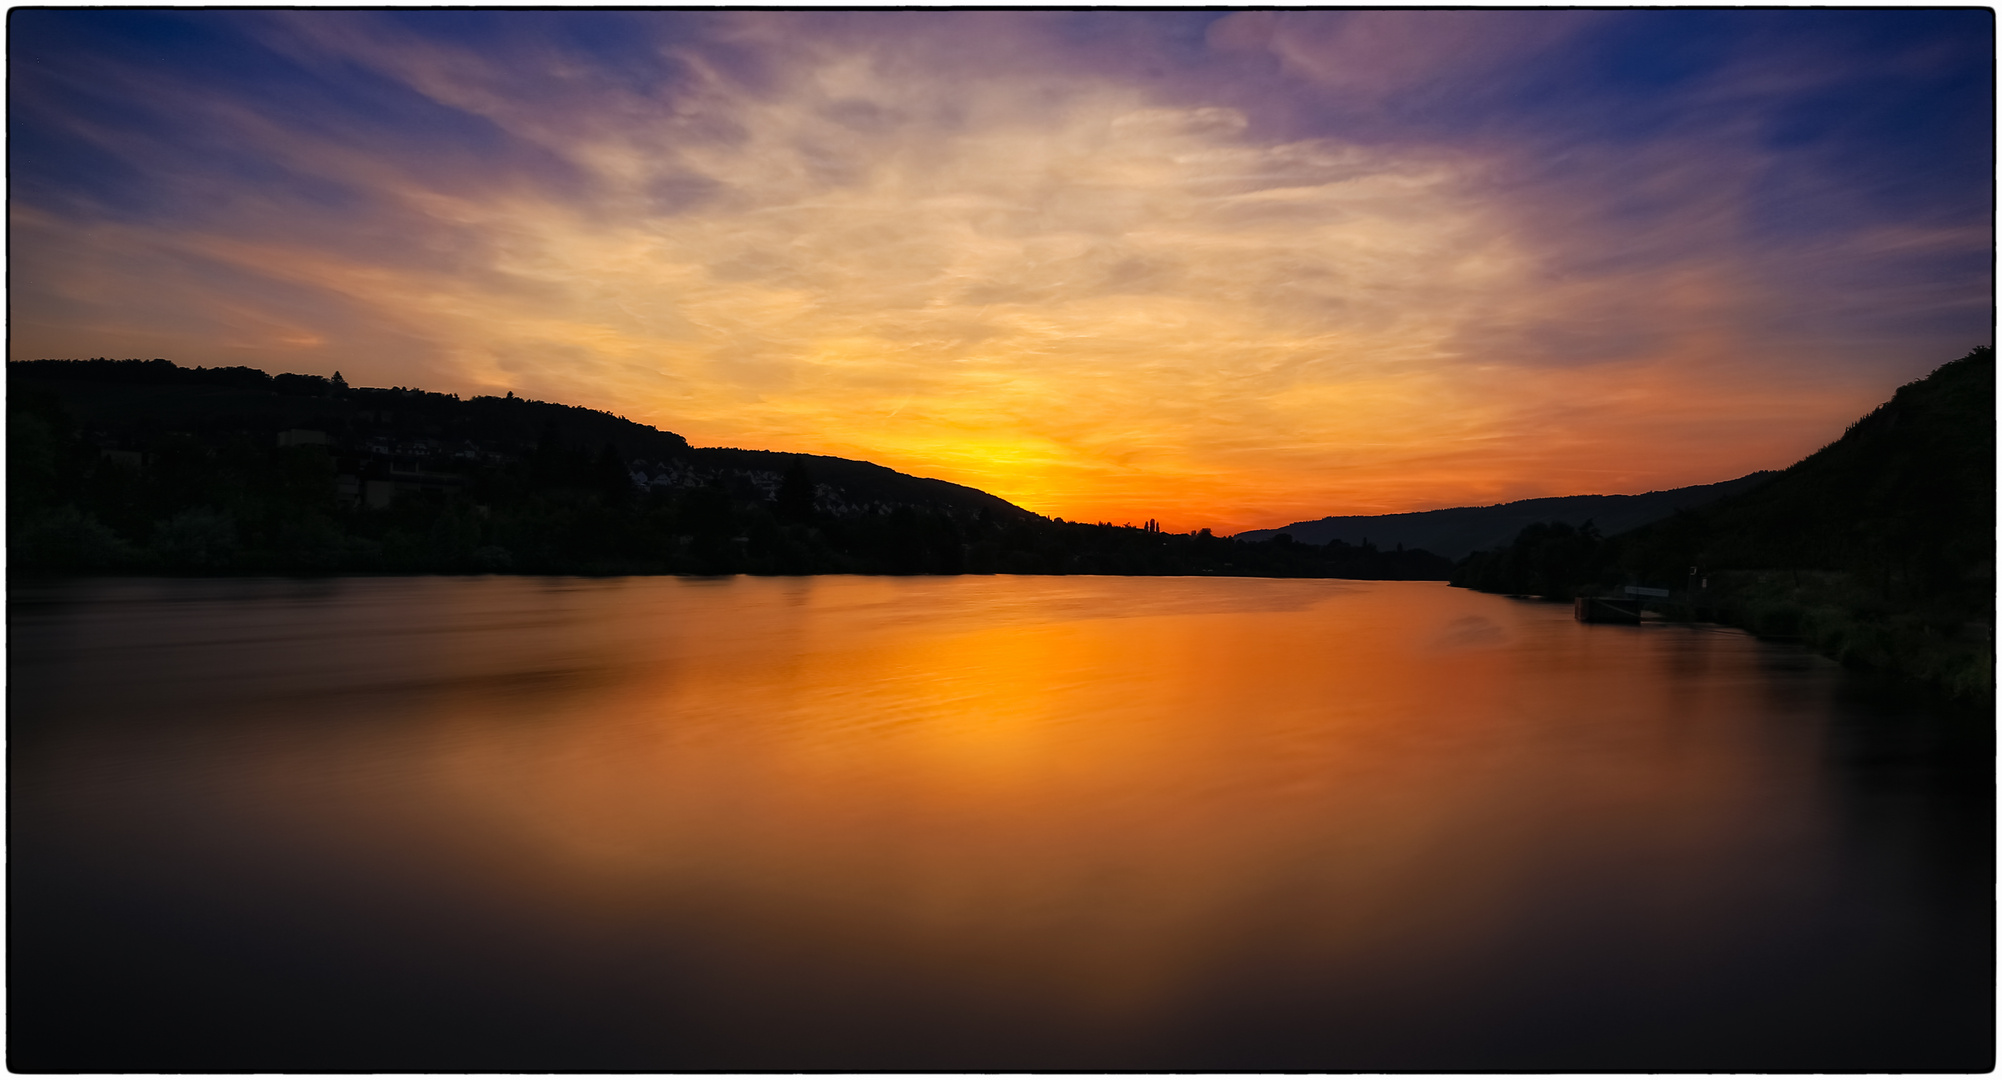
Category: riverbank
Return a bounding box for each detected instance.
[1451,348,1993,707]
[1686,569,1990,706]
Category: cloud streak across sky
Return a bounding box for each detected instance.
[10,10,1992,531]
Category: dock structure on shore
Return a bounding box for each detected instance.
[1574,585,1672,624]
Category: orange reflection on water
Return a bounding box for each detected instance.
[15,574,1986,1069]
[264,577,1815,1030]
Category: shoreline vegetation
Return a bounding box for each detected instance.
[9,348,1991,704]
[1453,348,1994,705]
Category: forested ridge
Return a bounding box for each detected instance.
[8,358,1453,581]
[1453,347,1995,702]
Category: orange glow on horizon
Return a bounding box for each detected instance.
[8,14,1986,534]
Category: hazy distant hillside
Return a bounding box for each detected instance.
[687,445,1030,522]
[1235,473,1773,560]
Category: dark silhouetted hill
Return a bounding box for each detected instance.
[1454,347,1995,702]
[8,357,1452,581]
[1235,473,1774,560]
[4,358,1024,522]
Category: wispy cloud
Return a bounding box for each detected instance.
[10,11,1990,532]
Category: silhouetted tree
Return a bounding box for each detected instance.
[776,458,816,523]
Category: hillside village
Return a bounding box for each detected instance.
[9,358,1452,581]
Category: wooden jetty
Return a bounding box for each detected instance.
[1574,585,1671,624]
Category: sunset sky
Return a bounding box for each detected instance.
[10,10,1993,533]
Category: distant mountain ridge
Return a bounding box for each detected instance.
[1234,473,1776,560]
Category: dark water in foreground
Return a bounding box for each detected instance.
[9,575,1992,1071]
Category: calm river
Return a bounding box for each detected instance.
[9,575,1991,1070]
